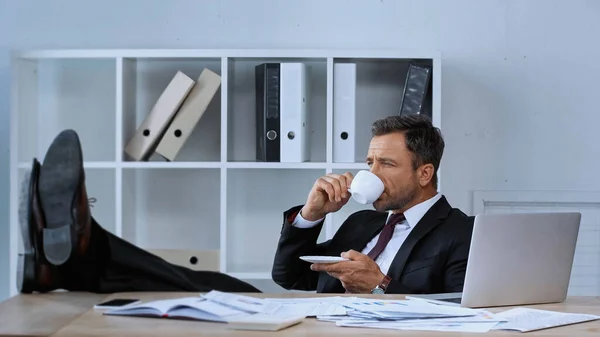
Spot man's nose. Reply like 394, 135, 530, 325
369, 164, 382, 176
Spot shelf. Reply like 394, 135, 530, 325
121, 161, 221, 169
17, 161, 117, 169
226, 57, 327, 163
9, 48, 442, 297
17, 49, 441, 60
226, 162, 328, 169
332, 57, 434, 163
121, 168, 221, 248
16, 161, 368, 170
15, 58, 117, 162
83, 169, 118, 235
120, 57, 222, 163
225, 168, 327, 274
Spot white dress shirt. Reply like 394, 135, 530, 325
293, 193, 442, 275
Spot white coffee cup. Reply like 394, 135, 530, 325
348, 170, 385, 204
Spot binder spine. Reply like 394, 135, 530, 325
124, 71, 195, 161
333, 63, 356, 163
255, 63, 281, 162
398, 62, 432, 116
155, 69, 221, 161
280, 63, 309, 163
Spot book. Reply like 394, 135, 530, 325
104, 296, 250, 322
104, 294, 307, 331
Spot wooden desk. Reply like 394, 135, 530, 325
1, 292, 599, 336
0, 291, 105, 337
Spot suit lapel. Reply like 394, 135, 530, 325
386, 196, 453, 278
319, 212, 388, 293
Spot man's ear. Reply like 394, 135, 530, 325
418, 163, 435, 187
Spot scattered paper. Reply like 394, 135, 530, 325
492, 307, 600, 332
196, 291, 599, 333
323, 302, 503, 333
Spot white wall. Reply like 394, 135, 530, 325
1, 0, 12, 302
1, 0, 600, 300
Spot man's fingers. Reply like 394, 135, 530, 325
311, 261, 346, 272
310, 263, 327, 272
341, 249, 366, 261
322, 176, 343, 202
342, 171, 354, 185
337, 175, 349, 199
311, 263, 338, 272
317, 178, 336, 203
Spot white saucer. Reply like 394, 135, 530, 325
299, 256, 349, 264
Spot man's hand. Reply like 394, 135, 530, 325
310, 250, 385, 293
301, 172, 354, 221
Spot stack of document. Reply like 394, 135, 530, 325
302, 297, 502, 333
263, 295, 600, 333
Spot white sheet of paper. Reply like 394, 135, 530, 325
492, 307, 600, 332
272, 302, 347, 317
340, 310, 502, 324
262, 296, 348, 316
337, 320, 500, 333
264, 296, 353, 303
343, 298, 481, 317
201, 291, 281, 314
317, 315, 377, 323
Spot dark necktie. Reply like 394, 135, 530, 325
367, 213, 406, 261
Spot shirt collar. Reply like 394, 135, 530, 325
388, 193, 442, 228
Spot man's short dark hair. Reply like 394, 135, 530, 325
371, 114, 444, 188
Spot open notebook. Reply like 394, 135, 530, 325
103, 295, 306, 331
104, 296, 251, 322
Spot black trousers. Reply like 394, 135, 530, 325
60, 218, 261, 293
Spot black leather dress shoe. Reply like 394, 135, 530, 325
17, 159, 61, 293
38, 129, 92, 266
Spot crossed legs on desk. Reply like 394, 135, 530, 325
17, 129, 261, 294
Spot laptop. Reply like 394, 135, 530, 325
407, 212, 581, 308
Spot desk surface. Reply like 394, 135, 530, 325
1, 292, 599, 336
0, 291, 106, 337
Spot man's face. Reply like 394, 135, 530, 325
366, 132, 420, 212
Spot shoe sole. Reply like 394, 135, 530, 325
39, 130, 83, 266
17, 162, 37, 293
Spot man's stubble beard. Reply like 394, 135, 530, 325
373, 183, 419, 213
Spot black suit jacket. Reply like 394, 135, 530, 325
271, 196, 474, 294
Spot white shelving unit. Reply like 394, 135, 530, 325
9, 49, 441, 296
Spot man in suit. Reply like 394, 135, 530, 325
18, 129, 260, 294
272, 114, 474, 294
